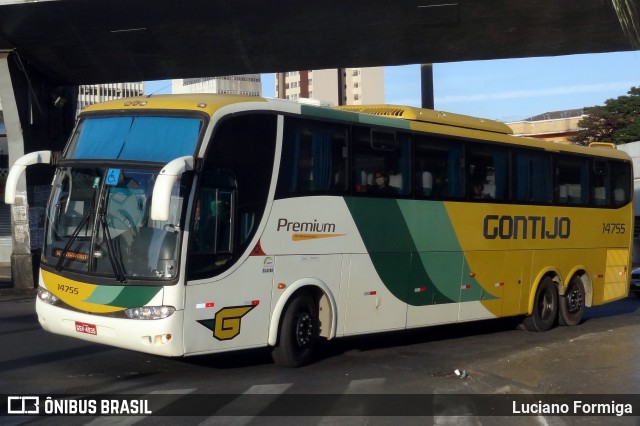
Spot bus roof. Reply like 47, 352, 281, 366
79, 94, 630, 161
335, 104, 514, 135
80, 94, 268, 117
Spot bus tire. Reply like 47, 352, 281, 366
523, 277, 558, 332
271, 292, 318, 367
558, 277, 585, 326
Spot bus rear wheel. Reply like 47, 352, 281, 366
271, 293, 318, 367
523, 277, 558, 332
558, 277, 585, 326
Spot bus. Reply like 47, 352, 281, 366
5, 94, 633, 367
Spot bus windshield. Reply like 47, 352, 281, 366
65, 116, 203, 162
44, 166, 189, 281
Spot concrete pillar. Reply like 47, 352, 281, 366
0, 52, 33, 288
421, 64, 434, 110
0, 51, 78, 288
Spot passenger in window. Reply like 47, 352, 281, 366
371, 170, 397, 195
471, 179, 491, 200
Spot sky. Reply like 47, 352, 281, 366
145, 50, 640, 123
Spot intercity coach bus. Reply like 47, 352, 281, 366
5, 94, 633, 367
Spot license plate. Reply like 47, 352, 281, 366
75, 321, 97, 335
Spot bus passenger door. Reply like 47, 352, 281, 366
183, 184, 274, 354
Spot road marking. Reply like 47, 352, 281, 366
197, 383, 292, 426
318, 377, 387, 425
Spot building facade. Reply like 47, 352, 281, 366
78, 82, 145, 113
275, 67, 384, 106
172, 75, 261, 96
506, 109, 586, 143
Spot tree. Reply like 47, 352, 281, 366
571, 87, 640, 145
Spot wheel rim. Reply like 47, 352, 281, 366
539, 289, 554, 321
295, 311, 314, 348
566, 284, 583, 314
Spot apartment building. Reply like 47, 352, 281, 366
78, 82, 145, 112
172, 75, 261, 96
275, 67, 384, 106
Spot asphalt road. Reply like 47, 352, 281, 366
1, 293, 640, 425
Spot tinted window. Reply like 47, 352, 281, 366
414, 136, 464, 199
277, 118, 348, 196
188, 114, 276, 280
555, 155, 589, 205
351, 127, 411, 197
514, 150, 552, 204
466, 144, 510, 201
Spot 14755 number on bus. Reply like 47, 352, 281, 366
602, 223, 626, 234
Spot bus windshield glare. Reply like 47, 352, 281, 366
44, 167, 189, 281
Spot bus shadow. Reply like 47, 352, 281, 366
581, 295, 640, 321
183, 347, 274, 369
182, 298, 639, 369
314, 316, 525, 363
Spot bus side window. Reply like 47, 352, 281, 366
352, 127, 411, 196
514, 150, 552, 204
592, 160, 609, 206
276, 118, 348, 197
466, 144, 510, 201
609, 160, 631, 207
555, 156, 589, 205
413, 136, 463, 199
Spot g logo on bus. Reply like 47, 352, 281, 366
197, 305, 256, 341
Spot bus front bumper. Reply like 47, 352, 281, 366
36, 298, 185, 357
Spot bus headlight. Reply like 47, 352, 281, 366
125, 306, 175, 320
37, 287, 59, 305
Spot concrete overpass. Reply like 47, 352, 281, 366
0, 0, 639, 287
0, 0, 638, 84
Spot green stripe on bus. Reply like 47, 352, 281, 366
356, 113, 411, 129
345, 198, 454, 305
345, 197, 496, 305
85, 286, 161, 308
301, 105, 361, 122
301, 105, 411, 129
83, 286, 124, 304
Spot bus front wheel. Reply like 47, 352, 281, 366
271, 293, 318, 367
558, 277, 585, 326
523, 277, 558, 332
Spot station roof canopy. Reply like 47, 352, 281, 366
0, 0, 638, 86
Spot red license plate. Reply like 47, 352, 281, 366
75, 321, 97, 335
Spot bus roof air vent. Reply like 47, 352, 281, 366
588, 142, 617, 150
334, 104, 513, 135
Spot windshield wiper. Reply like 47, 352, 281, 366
55, 197, 95, 273
98, 191, 127, 283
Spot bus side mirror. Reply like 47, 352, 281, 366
4, 150, 53, 204
150, 156, 194, 221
